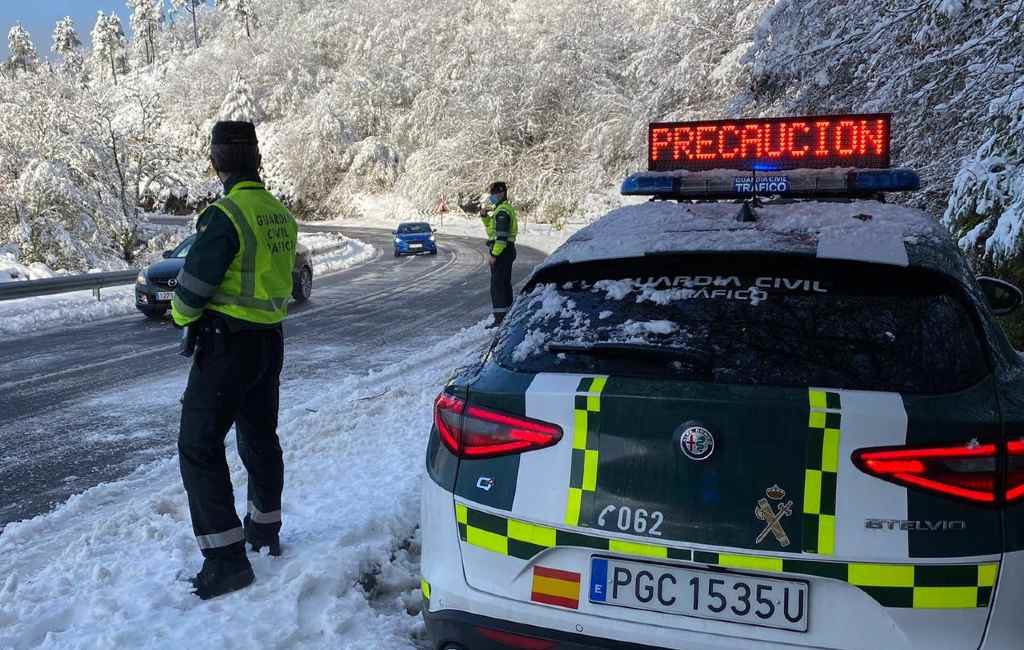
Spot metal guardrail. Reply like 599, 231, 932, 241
0, 241, 350, 303
0, 270, 140, 302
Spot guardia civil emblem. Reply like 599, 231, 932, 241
755, 484, 794, 548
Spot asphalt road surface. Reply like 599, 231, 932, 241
0, 227, 545, 530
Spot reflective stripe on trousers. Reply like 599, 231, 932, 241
248, 500, 282, 525
196, 526, 244, 550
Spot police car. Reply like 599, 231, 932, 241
419, 114, 1024, 649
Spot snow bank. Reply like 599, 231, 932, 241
0, 234, 375, 339
0, 286, 139, 338
305, 235, 377, 276
0, 322, 494, 650
0, 248, 62, 283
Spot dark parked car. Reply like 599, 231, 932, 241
135, 234, 313, 319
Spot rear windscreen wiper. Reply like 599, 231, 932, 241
547, 342, 713, 379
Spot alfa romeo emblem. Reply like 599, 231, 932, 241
678, 425, 715, 461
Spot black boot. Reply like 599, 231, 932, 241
485, 313, 505, 329
190, 556, 255, 600
244, 514, 281, 556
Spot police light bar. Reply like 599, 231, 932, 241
620, 168, 920, 200
649, 114, 891, 172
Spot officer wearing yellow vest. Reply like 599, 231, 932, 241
171, 121, 297, 599
479, 181, 518, 326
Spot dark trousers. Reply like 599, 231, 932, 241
178, 319, 285, 559
490, 243, 516, 322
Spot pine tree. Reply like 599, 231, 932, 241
217, 0, 258, 38
127, 0, 164, 66
171, 0, 202, 49
7, 24, 37, 75
52, 17, 81, 56
52, 17, 83, 76
218, 74, 261, 122
91, 12, 128, 84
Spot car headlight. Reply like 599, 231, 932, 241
394, 238, 401, 244
429, 235, 435, 242
136, 271, 147, 285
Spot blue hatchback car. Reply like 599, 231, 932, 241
393, 221, 438, 256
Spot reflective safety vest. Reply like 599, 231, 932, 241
207, 182, 298, 325
482, 201, 518, 256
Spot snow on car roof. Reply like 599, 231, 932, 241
537, 199, 959, 274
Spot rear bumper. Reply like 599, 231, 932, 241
424, 608, 664, 650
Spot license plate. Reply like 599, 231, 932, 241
589, 557, 808, 632
409, 243, 422, 249
156, 292, 174, 301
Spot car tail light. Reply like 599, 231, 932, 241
475, 627, 557, 650
854, 441, 1024, 505
1007, 440, 1024, 503
434, 392, 563, 459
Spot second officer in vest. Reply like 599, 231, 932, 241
172, 121, 298, 599
480, 181, 518, 326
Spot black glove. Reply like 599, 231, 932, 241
458, 195, 481, 215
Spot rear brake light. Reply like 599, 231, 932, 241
854, 441, 1024, 505
476, 627, 557, 650
1008, 440, 1024, 503
434, 392, 563, 459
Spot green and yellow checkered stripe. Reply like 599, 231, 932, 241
455, 502, 997, 609
565, 376, 608, 527
804, 389, 842, 556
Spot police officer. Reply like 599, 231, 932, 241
480, 181, 518, 326
171, 121, 298, 599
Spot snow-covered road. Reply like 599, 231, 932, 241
0, 324, 495, 649
0, 226, 546, 649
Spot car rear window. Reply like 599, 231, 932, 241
494, 254, 990, 394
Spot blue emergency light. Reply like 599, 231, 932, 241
620, 167, 920, 199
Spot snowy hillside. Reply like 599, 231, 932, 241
1, 0, 1021, 278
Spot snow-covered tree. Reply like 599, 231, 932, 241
7, 24, 37, 75
127, 0, 165, 66
217, 0, 258, 38
52, 17, 83, 76
171, 0, 203, 49
943, 85, 1024, 275
52, 17, 81, 57
218, 74, 262, 122
91, 12, 129, 84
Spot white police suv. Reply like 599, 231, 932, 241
419, 114, 1024, 649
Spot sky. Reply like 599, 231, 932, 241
0, 1, 210, 55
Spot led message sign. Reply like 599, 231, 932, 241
648, 114, 891, 172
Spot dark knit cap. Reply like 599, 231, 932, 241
212, 121, 258, 145
489, 181, 507, 194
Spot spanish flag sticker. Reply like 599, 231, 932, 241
530, 566, 581, 609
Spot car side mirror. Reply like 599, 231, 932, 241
392, 230, 397, 235
978, 277, 1023, 316
162, 250, 174, 258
